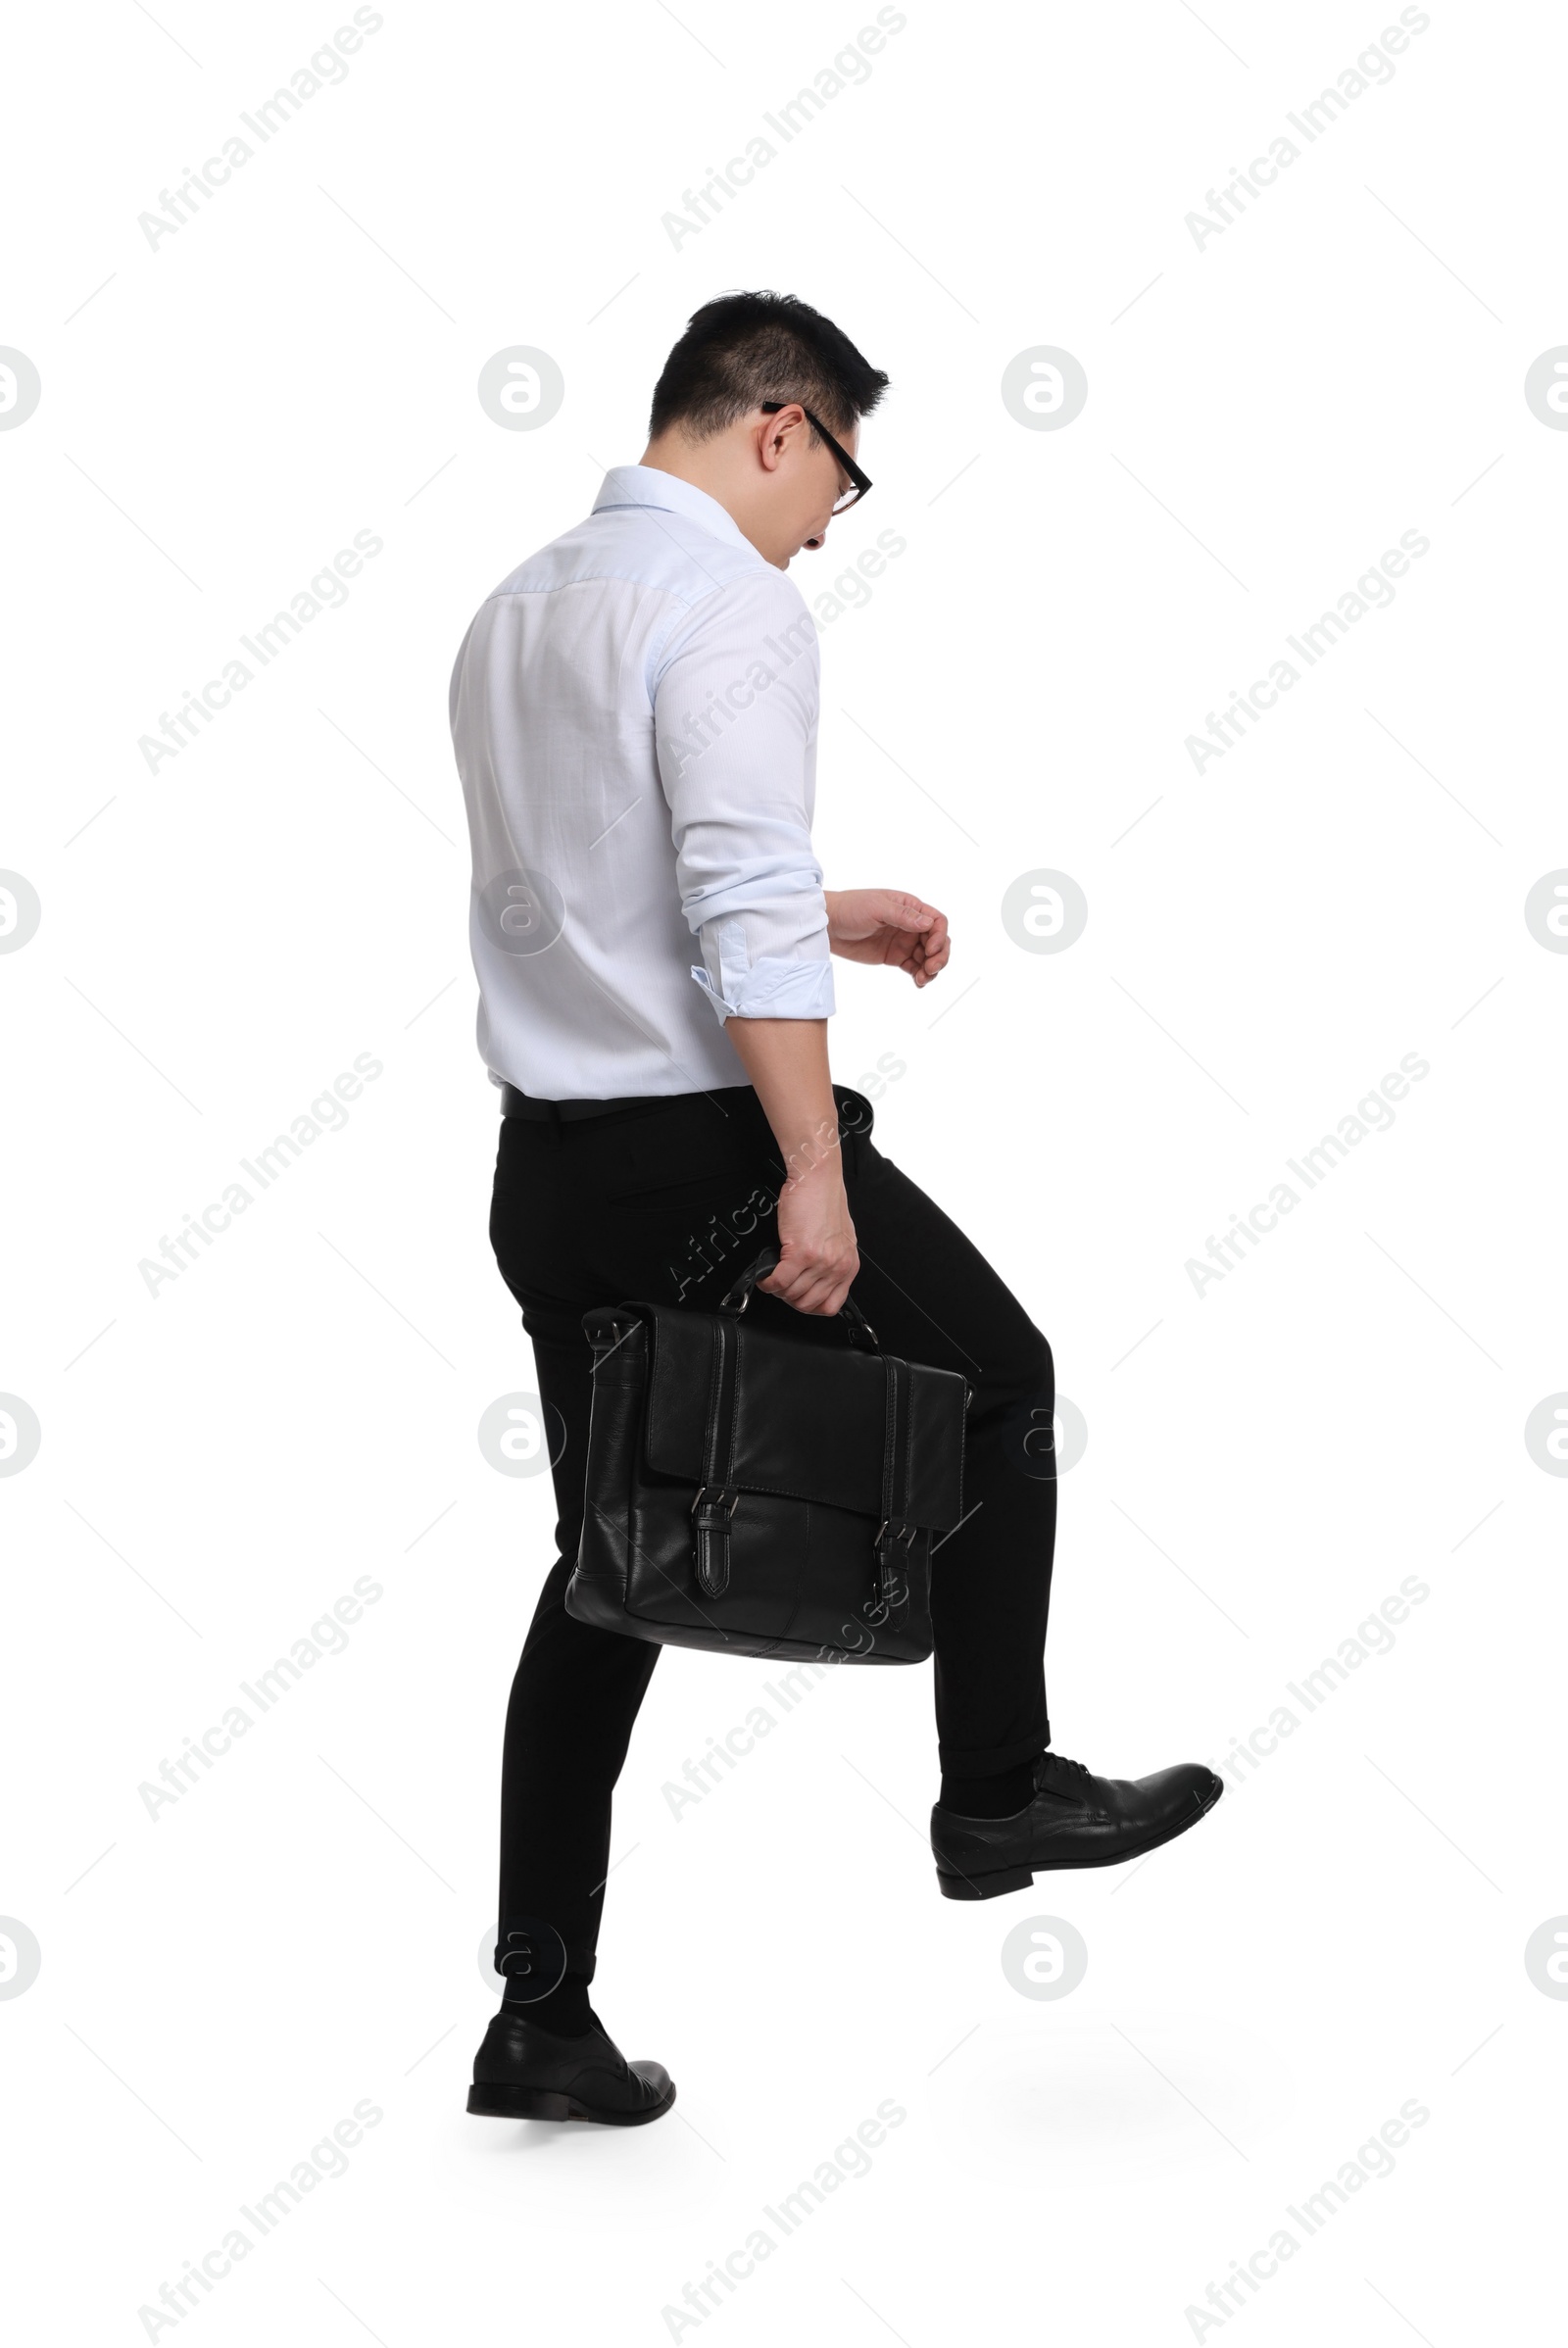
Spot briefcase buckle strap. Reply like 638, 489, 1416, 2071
692, 1313, 744, 1599
873, 1517, 916, 1612
873, 1354, 917, 1624
691, 1486, 740, 1527
874, 1518, 917, 1552
692, 1482, 737, 1600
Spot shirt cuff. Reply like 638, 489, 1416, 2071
690, 958, 837, 1024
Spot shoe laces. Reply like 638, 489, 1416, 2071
1038, 1751, 1088, 1781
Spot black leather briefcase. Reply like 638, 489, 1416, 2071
564, 1250, 970, 1664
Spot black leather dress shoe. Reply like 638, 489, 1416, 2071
930, 1751, 1223, 1899
467, 2007, 675, 2125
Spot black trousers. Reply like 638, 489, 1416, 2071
488, 1081, 1055, 1979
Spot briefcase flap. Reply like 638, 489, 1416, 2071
637, 1301, 966, 1529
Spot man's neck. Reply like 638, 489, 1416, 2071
638, 434, 732, 506
636, 435, 775, 564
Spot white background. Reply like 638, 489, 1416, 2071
4, 0, 1565, 2340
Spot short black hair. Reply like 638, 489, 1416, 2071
649, 291, 889, 444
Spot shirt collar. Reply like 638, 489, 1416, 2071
591, 464, 759, 557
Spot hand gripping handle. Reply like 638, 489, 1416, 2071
717, 1247, 880, 1349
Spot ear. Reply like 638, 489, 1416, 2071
755, 402, 807, 474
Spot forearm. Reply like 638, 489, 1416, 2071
722, 1017, 843, 1188
724, 1016, 858, 1314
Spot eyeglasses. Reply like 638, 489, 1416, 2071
760, 401, 872, 514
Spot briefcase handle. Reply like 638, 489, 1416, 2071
717, 1247, 880, 1350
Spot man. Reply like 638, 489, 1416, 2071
451, 292, 1221, 2127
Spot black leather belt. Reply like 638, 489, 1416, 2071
501, 1082, 668, 1123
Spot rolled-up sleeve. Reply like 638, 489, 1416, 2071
653, 567, 835, 1024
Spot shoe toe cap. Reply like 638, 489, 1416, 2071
1140, 1760, 1223, 1818
631, 2059, 672, 2104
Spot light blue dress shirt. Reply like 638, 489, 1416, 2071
449, 465, 835, 1100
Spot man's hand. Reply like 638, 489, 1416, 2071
769, 1154, 860, 1318
824, 889, 950, 988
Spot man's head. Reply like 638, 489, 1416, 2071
641, 291, 890, 568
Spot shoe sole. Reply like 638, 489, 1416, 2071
466, 2079, 677, 2126
935, 1780, 1224, 1901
